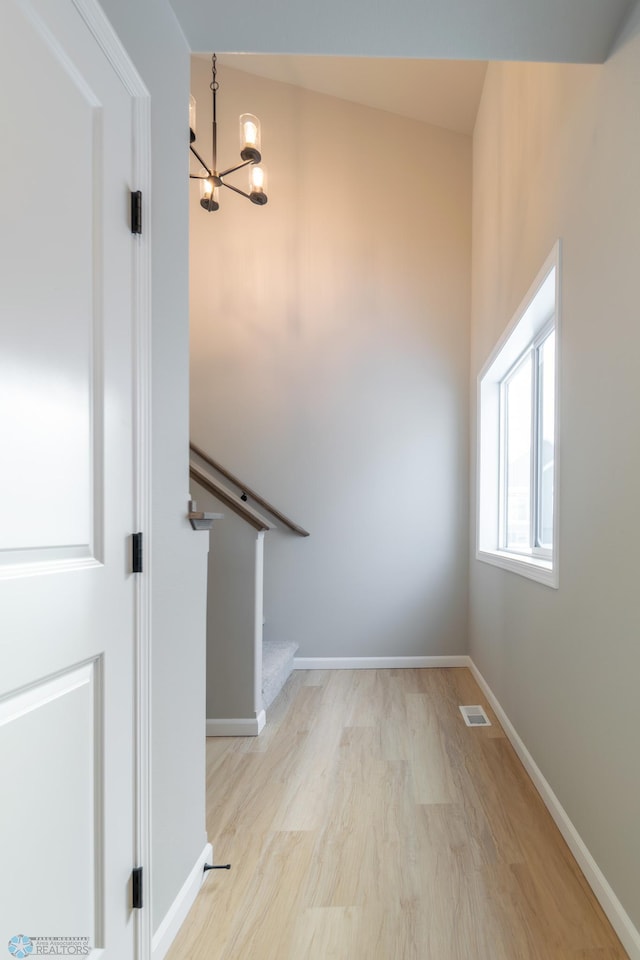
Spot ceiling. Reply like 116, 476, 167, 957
171, 0, 634, 64
216, 55, 488, 135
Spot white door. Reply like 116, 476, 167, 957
0, 0, 143, 957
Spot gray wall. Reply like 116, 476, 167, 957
191, 479, 261, 721
190, 61, 471, 661
470, 4, 640, 933
98, 0, 209, 934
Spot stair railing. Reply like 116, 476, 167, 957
189, 442, 310, 537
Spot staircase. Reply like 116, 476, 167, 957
189, 443, 309, 735
262, 640, 299, 711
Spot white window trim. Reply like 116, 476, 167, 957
476, 241, 561, 588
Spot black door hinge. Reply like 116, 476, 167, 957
132, 532, 143, 573
131, 190, 142, 235
132, 867, 143, 909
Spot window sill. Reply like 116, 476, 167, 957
476, 548, 558, 588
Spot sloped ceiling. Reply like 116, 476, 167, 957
171, 0, 634, 63
215, 55, 488, 135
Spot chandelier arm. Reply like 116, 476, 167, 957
221, 180, 252, 200
190, 143, 212, 177
218, 159, 255, 179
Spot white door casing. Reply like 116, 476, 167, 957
0, 0, 151, 957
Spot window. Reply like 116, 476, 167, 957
477, 243, 560, 587
501, 324, 555, 556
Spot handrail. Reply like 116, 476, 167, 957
189, 463, 273, 533
190, 442, 310, 537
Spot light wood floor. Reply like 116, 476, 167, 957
166, 668, 627, 959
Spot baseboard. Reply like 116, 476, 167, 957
206, 710, 266, 737
468, 659, 640, 960
293, 655, 469, 670
151, 840, 212, 960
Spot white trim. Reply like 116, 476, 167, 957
476, 548, 556, 588
476, 241, 561, 589
131, 91, 153, 960
206, 711, 266, 737
68, 4, 153, 956
254, 533, 265, 714
477, 242, 560, 384
151, 842, 212, 960
293, 656, 469, 670
468, 659, 640, 960
72, 0, 150, 97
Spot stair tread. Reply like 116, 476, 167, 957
263, 640, 299, 656
262, 640, 299, 711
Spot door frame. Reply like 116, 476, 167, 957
70, 1, 153, 956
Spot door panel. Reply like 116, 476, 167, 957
0, 0, 100, 562
0, 661, 100, 939
0, 0, 138, 957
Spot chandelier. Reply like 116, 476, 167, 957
189, 54, 268, 212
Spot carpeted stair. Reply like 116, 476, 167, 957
262, 640, 298, 712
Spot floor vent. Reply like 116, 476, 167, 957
459, 705, 491, 727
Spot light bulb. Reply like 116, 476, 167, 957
249, 166, 268, 206
199, 178, 219, 211
240, 113, 262, 163
244, 121, 257, 146
250, 166, 264, 191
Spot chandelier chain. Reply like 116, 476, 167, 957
210, 53, 219, 93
